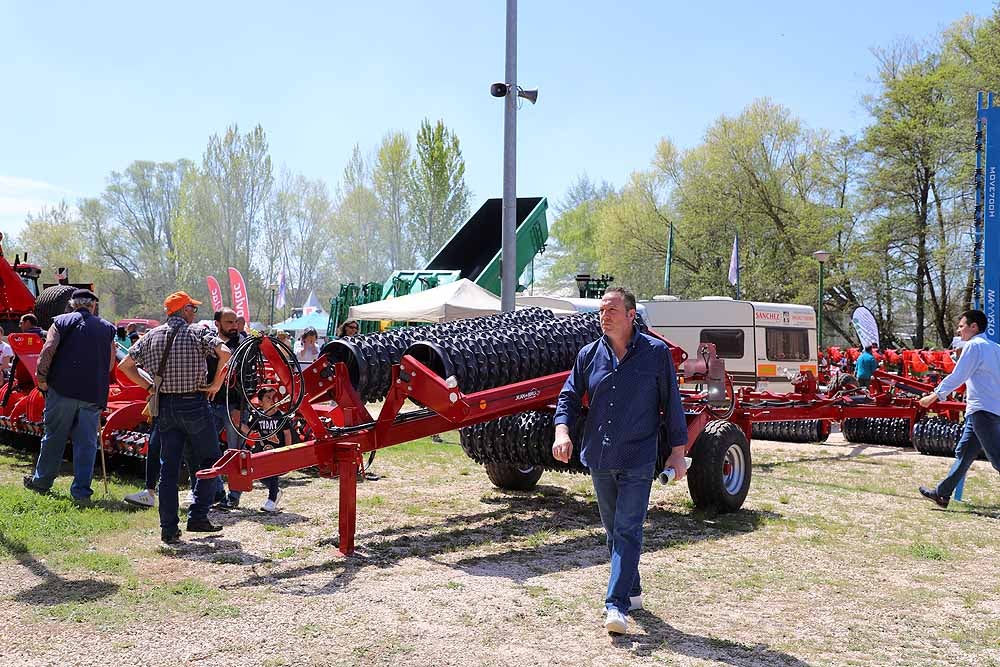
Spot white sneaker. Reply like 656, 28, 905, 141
184, 490, 195, 507
261, 490, 282, 513
629, 594, 643, 611
124, 489, 156, 508
604, 608, 627, 635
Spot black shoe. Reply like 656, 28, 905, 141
919, 486, 950, 508
22, 475, 49, 495
186, 519, 223, 533
161, 530, 182, 544
212, 500, 232, 512
72, 497, 93, 508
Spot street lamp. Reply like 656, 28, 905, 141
812, 250, 831, 350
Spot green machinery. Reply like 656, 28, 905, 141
328, 197, 549, 337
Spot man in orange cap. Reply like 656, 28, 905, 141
119, 290, 232, 544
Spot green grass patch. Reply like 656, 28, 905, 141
0, 483, 151, 558
357, 494, 386, 508
59, 551, 133, 577
906, 542, 951, 561
44, 577, 231, 627
274, 546, 297, 559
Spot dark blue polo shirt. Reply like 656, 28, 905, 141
554, 327, 687, 470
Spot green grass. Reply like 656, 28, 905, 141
905, 542, 951, 561
43, 577, 234, 627
59, 551, 134, 577
0, 483, 152, 558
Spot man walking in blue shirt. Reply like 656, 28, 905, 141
553, 287, 688, 636
918, 309, 1000, 507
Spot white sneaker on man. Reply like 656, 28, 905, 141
261, 490, 282, 513
629, 594, 643, 611
124, 489, 156, 508
184, 490, 195, 507
604, 608, 627, 635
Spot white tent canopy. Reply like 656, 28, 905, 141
348, 279, 576, 323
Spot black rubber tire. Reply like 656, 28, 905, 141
34, 284, 76, 331
484, 462, 543, 491
687, 420, 751, 513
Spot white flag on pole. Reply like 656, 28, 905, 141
728, 235, 739, 286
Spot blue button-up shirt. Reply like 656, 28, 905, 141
554, 328, 688, 470
934, 333, 1000, 417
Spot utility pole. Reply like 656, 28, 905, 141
500, 0, 517, 312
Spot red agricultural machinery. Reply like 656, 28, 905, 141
199, 309, 752, 555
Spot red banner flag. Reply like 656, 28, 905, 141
206, 275, 225, 313
228, 267, 250, 320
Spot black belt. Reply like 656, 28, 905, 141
160, 392, 202, 399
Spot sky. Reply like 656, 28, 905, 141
0, 1, 996, 237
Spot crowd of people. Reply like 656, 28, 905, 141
18, 288, 352, 543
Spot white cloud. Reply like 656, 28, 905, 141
0, 175, 77, 236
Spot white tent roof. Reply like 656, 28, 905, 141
348, 279, 575, 323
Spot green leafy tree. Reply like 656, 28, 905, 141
407, 119, 471, 263
373, 131, 416, 269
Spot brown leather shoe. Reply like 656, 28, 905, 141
919, 486, 950, 508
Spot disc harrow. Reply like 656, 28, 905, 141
750, 420, 829, 443
841, 417, 912, 446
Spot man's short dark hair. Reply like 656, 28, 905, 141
603, 286, 636, 312
960, 309, 988, 333
20, 313, 37, 325
866, 344, 877, 353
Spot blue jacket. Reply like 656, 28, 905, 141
554, 328, 687, 470
46, 309, 116, 407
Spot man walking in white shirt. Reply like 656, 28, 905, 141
918, 309, 1000, 507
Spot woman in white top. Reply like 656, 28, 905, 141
295, 326, 321, 363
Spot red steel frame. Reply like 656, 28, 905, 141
731, 368, 966, 435
198, 337, 715, 556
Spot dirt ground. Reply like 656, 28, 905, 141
3, 432, 1000, 667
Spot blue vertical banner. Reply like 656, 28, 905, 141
979, 92, 1000, 342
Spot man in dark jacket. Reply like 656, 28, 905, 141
553, 287, 687, 636
24, 289, 116, 502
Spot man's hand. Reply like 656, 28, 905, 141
665, 447, 687, 482
200, 381, 223, 402
918, 393, 939, 409
552, 424, 573, 463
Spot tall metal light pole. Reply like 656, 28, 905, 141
492, 0, 537, 311
500, 0, 518, 312
812, 250, 831, 350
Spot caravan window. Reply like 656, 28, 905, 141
699, 329, 744, 359
765, 328, 810, 361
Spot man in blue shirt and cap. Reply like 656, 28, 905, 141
24, 288, 117, 503
553, 286, 688, 636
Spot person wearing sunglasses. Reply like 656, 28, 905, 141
337, 320, 360, 338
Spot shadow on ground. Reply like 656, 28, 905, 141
0, 529, 119, 606
219, 484, 777, 595
627, 609, 812, 667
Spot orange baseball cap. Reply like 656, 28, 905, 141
164, 291, 202, 313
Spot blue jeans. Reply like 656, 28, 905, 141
144, 425, 196, 491
31, 387, 101, 500
936, 411, 1000, 498
156, 395, 223, 534
591, 463, 655, 614
210, 402, 245, 502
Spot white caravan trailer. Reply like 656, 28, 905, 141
639, 297, 818, 393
